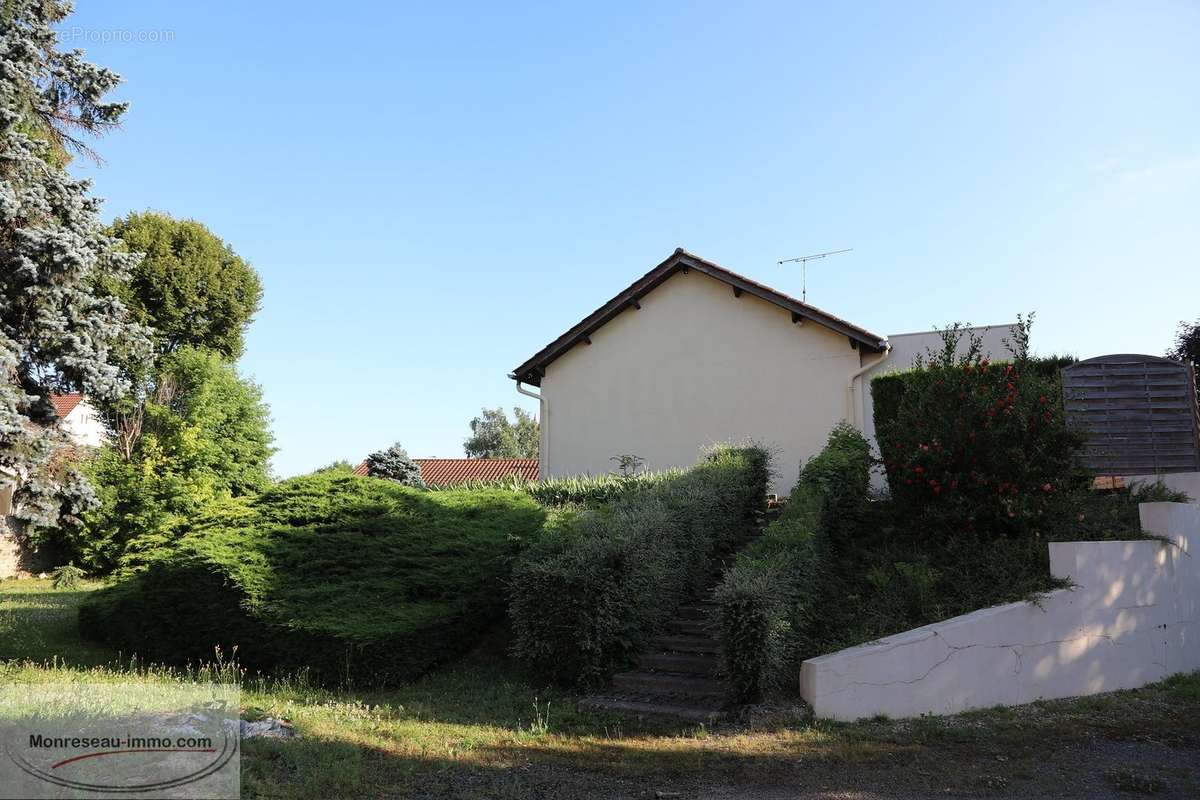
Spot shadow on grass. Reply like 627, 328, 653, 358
0, 580, 115, 666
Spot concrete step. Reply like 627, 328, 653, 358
639, 651, 719, 675
651, 634, 720, 654
665, 617, 713, 636
579, 695, 728, 724
612, 671, 728, 699
674, 604, 712, 620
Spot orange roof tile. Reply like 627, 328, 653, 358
353, 458, 539, 486
50, 394, 84, 418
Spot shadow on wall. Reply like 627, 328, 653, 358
0, 514, 62, 580
800, 500, 1200, 721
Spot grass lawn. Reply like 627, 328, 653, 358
2, 578, 1199, 799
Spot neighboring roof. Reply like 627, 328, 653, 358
50, 394, 84, 418
354, 458, 539, 486
509, 248, 888, 386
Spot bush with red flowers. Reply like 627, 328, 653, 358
874, 317, 1084, 541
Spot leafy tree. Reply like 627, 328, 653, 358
366, 443, 425, 487
1170, 319, 1200, 405
463, 407, 539, 459
63, 348, 273, 571
1168, 319, 1199, 365
105, 211, 263, 361
0, 0, 150, 530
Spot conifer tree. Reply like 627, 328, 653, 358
365, 443, 426, 488
1, 0, 150, 528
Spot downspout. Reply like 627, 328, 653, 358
846, 343, 891, 430
515, 380, 546, 475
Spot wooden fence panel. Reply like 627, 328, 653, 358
1062, 354, 1200, 474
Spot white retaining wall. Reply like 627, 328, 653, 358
799, 501, 1200, 721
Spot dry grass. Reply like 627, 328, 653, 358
3, 577, 1199, 798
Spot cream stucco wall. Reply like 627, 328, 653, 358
539, 270, 868, 496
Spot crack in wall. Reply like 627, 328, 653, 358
820, 630, 1122, 696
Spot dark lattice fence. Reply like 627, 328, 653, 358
1062, 354, 1200, 475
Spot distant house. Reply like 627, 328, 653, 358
354, 458, 539, 486
49, 394, 106, 448
509, 248, 1016, 495
1, 394, 106, 578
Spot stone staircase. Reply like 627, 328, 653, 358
579, 591, 731, 724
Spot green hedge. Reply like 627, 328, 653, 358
715, 424, 871, 702
870, 354, 1077, 441
427, 469, 685, 508
508, 445, 769, 687
79, 469, 545, 685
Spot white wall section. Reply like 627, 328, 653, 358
799, 501, 1200, 721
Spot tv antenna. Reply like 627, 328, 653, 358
777, 248, 853, 303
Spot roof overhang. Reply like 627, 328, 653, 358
509, 248, 888, 387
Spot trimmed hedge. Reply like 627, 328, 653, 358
870, 354, 1077, 445
715, 424, 871, 701
508, 445, 769, 687
79, 469, 545, 685
428, 469, 685, 508
873, 341, 1082, 538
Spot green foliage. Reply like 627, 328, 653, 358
1169, 319, 1200, 405
1168, 318, 1199, 365
51, 563, 86, 590
716, 424, 870, 701
79, 470, 546, 685
426, 468, 687, 508
610, 454, 646, 477
105, 211, 263, 361
365, 442, 425, 488
508, 444, 769, 687
871, 353, 1077, 443
873, 318, 1083, 539
58, 348, 273, 572
463, 407, 539, 459
0, 0, 151, 530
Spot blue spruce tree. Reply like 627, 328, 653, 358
1, 1, 151, 528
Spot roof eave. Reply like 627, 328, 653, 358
509, 249, 886, 385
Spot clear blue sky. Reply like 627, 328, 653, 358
65, 1, 1199, 477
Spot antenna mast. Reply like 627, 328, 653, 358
777, 248, 853, 303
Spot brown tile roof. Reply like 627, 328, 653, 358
509, 248, 888, 387
353, 458, 539, 486
50, 394, 84, 418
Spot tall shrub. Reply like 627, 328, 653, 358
716, 424, 871, 701
874, 318, 1082, 540
508, 445, 769, 687
62, 348, 273, 572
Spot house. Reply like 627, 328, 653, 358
1, 394, 107, 578
49, 394, 106, 448
354, 458, 539, 486
1, 394, 106, 516
509, 248, 1016, 495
